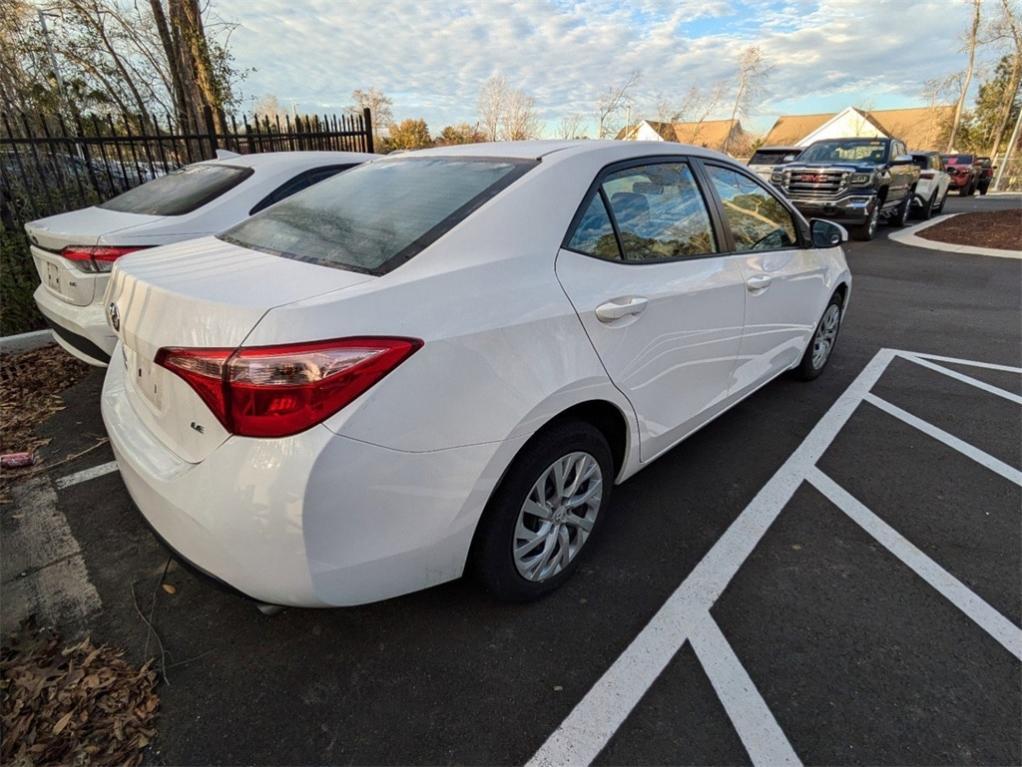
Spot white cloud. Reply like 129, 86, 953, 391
213, 0, 1002, 135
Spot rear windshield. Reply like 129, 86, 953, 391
219, 157, 535, 275
749, 149, 798, 165
99, 163, 253, 215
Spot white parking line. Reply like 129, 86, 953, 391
55, 460, 120, 490
529, 348, 1021, 767
808, 468, 1022, 661
903, 355, 1022, 405
688, 615, 801, 766
863, 393, 1022, 486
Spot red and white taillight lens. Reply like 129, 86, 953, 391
155, 338, 422, 438
61, 245, 147, 273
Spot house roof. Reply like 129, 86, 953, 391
616, 119, 751, 152
867, 106, 955, 151
761, 106, 954, 151
760, 112, 835, 146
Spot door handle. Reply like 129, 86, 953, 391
595, 296, 648, 322
746, 274, 773, 292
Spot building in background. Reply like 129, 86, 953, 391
760, 105, 955, 151
616, 118, 753, 155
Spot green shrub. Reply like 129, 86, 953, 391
1, 229, 45, 336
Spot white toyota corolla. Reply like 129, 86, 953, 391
26, 150, 375, 366
102, 140, 851, 609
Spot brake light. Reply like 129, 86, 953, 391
920, 171, 934, 179
61, 245, 146, 273
155, 337, 422, 438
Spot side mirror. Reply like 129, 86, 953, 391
810, 218, 848, 248
892, 154, 914, 165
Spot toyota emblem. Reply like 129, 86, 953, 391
107, 302, 120, 331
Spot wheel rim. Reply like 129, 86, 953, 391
513, 452, 603, 582
867, 206, 878, 237
811, 304, 841, 369
901, 197, 911, 224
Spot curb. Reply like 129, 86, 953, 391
0, 328, 54, 354
888, 214, 1022, 259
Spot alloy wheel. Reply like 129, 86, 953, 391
513, 452, 603, 582
812, 304, 841, 369
867, 206, 879, 238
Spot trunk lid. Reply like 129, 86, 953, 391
106, 236, 374, 463
26, 207, 165, 306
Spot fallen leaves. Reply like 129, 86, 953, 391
1, 622, 160, 767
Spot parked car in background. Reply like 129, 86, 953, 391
975, 156, 994, 195
26, 150, 375, 366
747, 145, 801, 182
942, 153, 980, 195
102, 140, 851, 609
771, 137, 919, 241
910, 151, 951, 219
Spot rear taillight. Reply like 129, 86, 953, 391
920, 171, 934, 179
61, 245, 146, 273
155, 337, 422, 438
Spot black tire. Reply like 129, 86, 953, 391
851, 202, 879, 241
471, 420, 614, 602
794, 293, 843, 381
917, 190, 936, 220
979, 182, 989, 196
935, 187, 949, 212
889, 190, 913, 227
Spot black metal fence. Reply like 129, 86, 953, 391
0, 105, 373, 228
0, 104, 372, 336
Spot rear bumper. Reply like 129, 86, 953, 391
786, 195, 875, 225
101, 347, 519, 607
34, 285, 113, 366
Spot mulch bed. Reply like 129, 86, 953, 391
1, 624, 159, 767
0, 344, 95, 502
918, 209, 1022, 250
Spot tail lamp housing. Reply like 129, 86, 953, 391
61, 245, 147, 273
155, 337, 422, 438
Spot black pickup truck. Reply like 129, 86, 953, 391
770, 137, 920, 241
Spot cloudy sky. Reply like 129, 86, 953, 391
214, 0, 1003, 135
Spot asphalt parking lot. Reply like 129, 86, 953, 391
3, 194, 1020, 766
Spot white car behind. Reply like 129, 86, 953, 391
102, 140, 851, 609
26, 150, 375, 366
910, 151, 951, 219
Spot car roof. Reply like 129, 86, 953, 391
387, 139, 734, 164
755, 145, 802, 151
198, 150, 376, 170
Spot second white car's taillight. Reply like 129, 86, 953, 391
155, 338, 422, 438
61, 245, 147, 273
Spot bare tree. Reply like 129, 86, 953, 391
503, 88, 540, 139
557, 112, 587, 139
948, 0, 983, 150
477, 74, 507, 141
722, 46, 767, 154
985, 0, 1022, 156
596, 70, 640, 139
349, 86, 393, 142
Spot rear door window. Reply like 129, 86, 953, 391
220, 157, 535, 275
99, 163, 253, 215
601, 162, 717, 262
566, 194, 621, 260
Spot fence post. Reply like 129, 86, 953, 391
203, 105, 218, 157
363, 107, 374, 153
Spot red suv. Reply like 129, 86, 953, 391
941, 154, 980, 195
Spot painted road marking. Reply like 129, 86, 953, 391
55, 460, 119, 490
808, 467, 1022, 660
903, 354, 1022, 405
863, 393, 1022, 486
689, 615, 800, 766
528, 348, 1021, 767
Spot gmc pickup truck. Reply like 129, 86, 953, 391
771, 137, 920, 240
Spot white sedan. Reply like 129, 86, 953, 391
26, 150, 376, 366
101, 140, 851, 609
